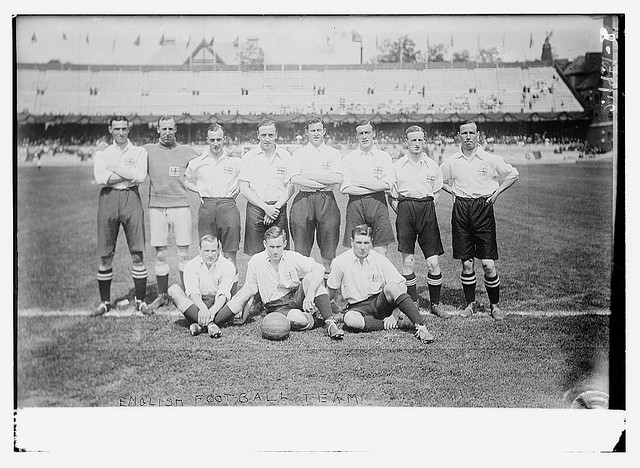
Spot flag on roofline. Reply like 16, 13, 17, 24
233, 36, 239, 48
186, 35, 191, 48
85, 33, 90, 44
134, 34, 140, 46
352, 31, 362, 43
159, 34, 165, 46
529, 33, 533, 48
31, 32, 37, 43
62, 32, 67, 41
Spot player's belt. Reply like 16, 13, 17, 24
398, 195, 434, 202
299, 189, 332, 193
202, 197, 235, 201
102, 186, 138, 192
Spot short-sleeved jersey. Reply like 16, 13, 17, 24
288, 142, 343, 191
340, 146, 394, 194
239, 146, 292, 202
391, 153, 443, 199
185, 149, 245, 198
244, 250, 319, 304
440, 146, 519, 198
327, 249, 405, 304
93, 140, 148, 189
183, 254, 236, 299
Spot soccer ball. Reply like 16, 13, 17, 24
261, 313, 291, 341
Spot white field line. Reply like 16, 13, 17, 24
17, 308, 611, 318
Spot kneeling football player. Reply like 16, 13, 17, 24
214, 226, 344, 340
168, 235, 237, 338
327, 224, 435, 343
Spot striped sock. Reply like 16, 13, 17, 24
484, 275, 500, 305
131, 265, 148, 302
427, 273, 443, 304
97, 268, 113, 303
460, 271, 477, 304
403, 273, 418, 302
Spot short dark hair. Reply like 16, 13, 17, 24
206, 123, 225, 136
351, 224, 373, 240
355, 119, 375, 133
157, 115, 175, 126
305, 115, 324, 129
257, 119, 277, 133
199, 234, 220, 248
459, 120, 477, 132
264, 225, 287, 243
404, 125, 425, 138
109, 115, 129, 126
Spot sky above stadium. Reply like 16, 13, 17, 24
15, 14, 606, 66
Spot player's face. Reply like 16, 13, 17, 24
207, 129, 225, 156
306, 122, 326, 148
356, 124, 375, 152
158, 118, 177, 146
264, 235, 285, 263
200, 240, 220, 266
257, 124, 277, 152
109, 120, 130, 146
405, 130, 425, 156
351, 234, 372, 259
459, 123, 478, 152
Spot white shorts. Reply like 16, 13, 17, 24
149, 207, 192, 247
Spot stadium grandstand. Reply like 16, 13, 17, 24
16, 22, 616, 159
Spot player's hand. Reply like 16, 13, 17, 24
263, 205, 280, 220
383, 315, 398, 330
263, 214, 275, 225
486, 191, 499, 205
198, 310, 211, 327
302, 295, 317, 313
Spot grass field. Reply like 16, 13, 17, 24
16, 158, 614, 408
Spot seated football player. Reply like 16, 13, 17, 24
214, 226, 344, 340
167, 235, 237, 338
327, 224, 435, 343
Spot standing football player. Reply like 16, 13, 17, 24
185, 123, 243, 293
239, 119, 295, 255
145, 115, 199, 311
288, 115, 343, 282
389, 125, 448, 318
440, 120, 519, 320
340, 119, 395, 256
92, 115, 150, 315
167, 235, 237, 338
213, 226, 344, 340
327, 224, 435, 343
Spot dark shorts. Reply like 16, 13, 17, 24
290, 191, 341, 260
198, 198, 241, 253
97, 187, 145, 258
396, 197, 444, 258
244, 201, 290, 256
346, 292, 395, 320
263, 286, 305, 316
343, 192, 395, 248
451, 197, 498, 260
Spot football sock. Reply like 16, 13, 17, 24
460, 271, 477, 304
97, 268, 113, 303
403, 273, 418, 302
314, 294, 334, 320
395, 292, 424, 325
484, 275, 500, 305
362, 316, 385, 331
156, 275, 169, 296
132, 265, 148, 302
183, 304, 199, 324
427, 273, 443, 304
213, 305, 235, 325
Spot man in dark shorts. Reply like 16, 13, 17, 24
213, 226, 344, 340
239, 119, 295, 255
185, 123, 243, 293
440, 120, 519, 320
327, 225, 435, 343
167, 235, 236, 338
340, 120, 395, 256
288, 115, 343, 282
390, 125, 448, 318
92, 115, 150, 316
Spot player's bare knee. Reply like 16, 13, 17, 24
100, 256, 114, 270
131, 252, 144, 266
402, 254, 415, 273
481, 259, 496, 276
177, 246, 190, 270
155, 246, 169, 263
344, 311, 365, 330
383, 282, 404, 302
461, 258, 474, 274
426, 256, 440, 275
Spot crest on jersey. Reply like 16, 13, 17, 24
224, 166, 234, 176
169, 166, 181, 177
477, 164, 490, 178
321, 161, 332, 171
276, 166, 287, 177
